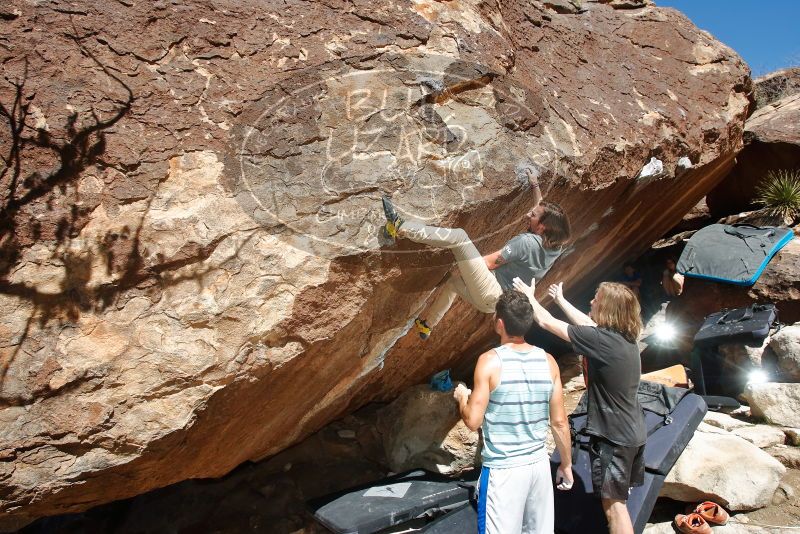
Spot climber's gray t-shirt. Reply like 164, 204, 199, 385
493, 233, 562, 290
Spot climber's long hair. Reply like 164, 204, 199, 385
539, 201, 571, 248
591, 282, 642, 343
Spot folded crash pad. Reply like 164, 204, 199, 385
677, 224, 793, 285
567, 392, 706, 475
420, 502, 476, 533
550, 458, 665, 534
551, 389, 706, 534
307, 469, 477, 534
693, 303, 778, 348
421, 469, 666, 534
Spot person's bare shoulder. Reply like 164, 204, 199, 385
476, 349, 500, 372
545, 352, 560, 377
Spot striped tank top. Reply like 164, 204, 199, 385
481, 344, 553, 468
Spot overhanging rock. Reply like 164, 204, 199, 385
0, 0, 749, 528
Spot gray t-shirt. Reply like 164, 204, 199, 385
493, 233, 562, 290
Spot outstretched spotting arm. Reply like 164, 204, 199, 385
526, 166, 543, 207
547, 282, 595, 327
512, 277, 594, 342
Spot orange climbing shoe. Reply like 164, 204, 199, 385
674, 513, 712, 534
694, 501, 729, 525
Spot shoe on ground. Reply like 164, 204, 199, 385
381, 196, 403, 241
694, 501, 729, 525
674, 513, 711, 534
415, 318, 431, 340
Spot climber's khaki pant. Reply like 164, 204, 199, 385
399, 220, 503, 327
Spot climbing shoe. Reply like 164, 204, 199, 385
382, 195, 403, 241
415, 318, 431, 340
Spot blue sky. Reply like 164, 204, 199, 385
656, 0, 800, 77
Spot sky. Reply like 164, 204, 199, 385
655, 0, 800, 77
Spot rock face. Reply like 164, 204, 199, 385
661, 430, 786, 511
742, 383, 800, 427
376, 384, 478, 475
706, 92, 800, 219
0, 0, 750, 527
753, 67, 800, 109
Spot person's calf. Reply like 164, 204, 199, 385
601, 498, 634, 534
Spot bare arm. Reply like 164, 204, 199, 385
547, 353, 573, 490
512, 277, 571, 341
548, 282, 596, 327
454, 351, 497, 431
524, 167, 543, 207
483, 249, 506, 271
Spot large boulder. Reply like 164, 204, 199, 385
741, 383, 800, 427
0, 0, 750, 527
661, 430, 786, 511
706, 92, 800, 219
375, 385, 478, 475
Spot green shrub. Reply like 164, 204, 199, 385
755, 169, 800, 222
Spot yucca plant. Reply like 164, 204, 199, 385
755, 169, 800, 223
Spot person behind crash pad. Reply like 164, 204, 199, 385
380, 167, 571, 341
453, 290, 573, 534
513, 277, 645, 534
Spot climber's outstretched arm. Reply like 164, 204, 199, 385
523, 167, 543, 207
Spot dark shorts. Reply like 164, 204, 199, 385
589, 435, 645, 501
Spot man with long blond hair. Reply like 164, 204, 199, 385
512, 278, 645, 534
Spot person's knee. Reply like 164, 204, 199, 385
449, 228, 469, 243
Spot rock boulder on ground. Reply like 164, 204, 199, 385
742, 383, 800, 427
731, 425, 787, 449
703, 411, 752, 432
661, 430, 786, 511
375, 384, 478, 475
770, 323, 800, 381
0, 0, 750, 527
765, 445, 800, 470
719, 338, 770, 369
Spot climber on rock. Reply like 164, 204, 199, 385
381, 167, 571, 340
